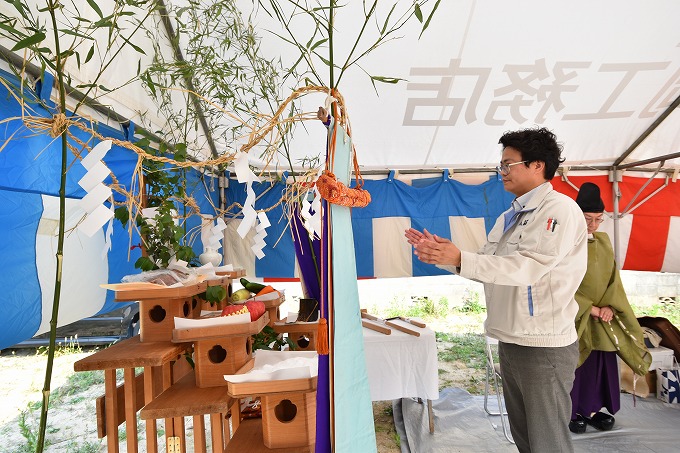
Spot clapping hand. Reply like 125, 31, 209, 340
404, 228, 462, 266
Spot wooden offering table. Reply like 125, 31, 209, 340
262, 295, 285, 326
224, 419, 313, 453
215, 268, 246, 279
140, 371, 240, 452
78, 278, 214, 452
226, 371, 317, 451
111, 280, 211, 342
172, 312, 269, 388
73, 336, 192, 453
272, 321, 318, 351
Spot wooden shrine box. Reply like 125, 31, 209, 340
173, 312, 269, 388
227, 374, 317, 449
261, 293, 285, 326
112, 281, 208, 343
272, 321, 318, 352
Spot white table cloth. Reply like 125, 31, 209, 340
362, 318, 439, 401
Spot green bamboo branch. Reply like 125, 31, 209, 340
36, 0, 69, 450
73, 5, 157, 115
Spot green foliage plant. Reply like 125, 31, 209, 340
455, 289, 485, 314
252, 325, 296, 351
631, 300, 680, 327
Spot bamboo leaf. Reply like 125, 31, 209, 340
86, 0, 104, 19
420, 0, 442, 38
58, 28, 94, 40
11, 31, 45, 51
122, 36, 145, 55
371, 75, 404, 84
381, 4, 397, 34
309, 38, 328, 51
0, 22, 23, 37
414, 4, 423, 23
84, 44, 95, 64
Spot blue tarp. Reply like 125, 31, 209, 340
0, 69, 219, 348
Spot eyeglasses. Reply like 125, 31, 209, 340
495, 161, 527, 175
584, 216, 604, 224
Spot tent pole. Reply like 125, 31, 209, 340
156, 0, 219, 160
611, 169, 622, 267
617, 151, 680, 170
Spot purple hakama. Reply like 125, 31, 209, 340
570, 350, 620, 420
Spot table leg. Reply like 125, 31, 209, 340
174, 416, 186, 452
144, 366, 158, 453
427, 399, 435, 434
229, 399, 240, 434
123, 368, 139, 452
221, 413, 231, 449
161, 362, 174, 445
172, 355, 188, 453
210, 413, 225, 452
104, 369, 119, 453
193, 415, 206, 453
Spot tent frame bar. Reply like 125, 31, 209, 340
0, 44, 216, 169
616, 151, 680, 170
613, 94, 680, 167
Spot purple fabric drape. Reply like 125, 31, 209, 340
291, 207, 330, 452
570, 350, 620, 420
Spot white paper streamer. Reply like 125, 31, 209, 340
77, 141, 114, 238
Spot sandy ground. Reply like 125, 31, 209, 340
0, 348, 107, 452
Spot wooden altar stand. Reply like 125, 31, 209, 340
75, 278, 230, 452
140, 371, 240, 452
73, 336, 192, 453
272, 321, 318, 351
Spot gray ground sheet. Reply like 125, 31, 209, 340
393, 387, 680, 453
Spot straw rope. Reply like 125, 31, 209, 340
3, 84, 349, 242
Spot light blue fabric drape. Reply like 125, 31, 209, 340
328, 123, 377, 452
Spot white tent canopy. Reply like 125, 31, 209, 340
1, 0, 679, 345
2, 0, 679, 173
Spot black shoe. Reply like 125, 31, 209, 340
585, 412, 615, 431
569, 414, 587, 434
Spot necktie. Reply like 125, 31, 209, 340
503, 205, 521, 233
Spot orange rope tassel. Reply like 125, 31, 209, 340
317, 317, 329, 355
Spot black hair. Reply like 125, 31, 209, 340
498, 127, 565, 180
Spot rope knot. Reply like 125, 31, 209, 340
50, 113, 68, 138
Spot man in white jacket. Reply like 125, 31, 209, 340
406, 127, 587, 453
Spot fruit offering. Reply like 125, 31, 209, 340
220, 300, 265, 322
231, 288, 252, 303
245, 300, 266, 322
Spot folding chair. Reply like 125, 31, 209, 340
483, 336, 514, 444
